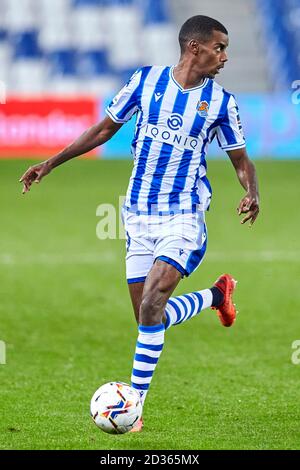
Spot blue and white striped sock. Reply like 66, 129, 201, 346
165, 289, 213, 329
131, 323, 165, 406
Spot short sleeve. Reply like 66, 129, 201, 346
215, 95, 246, 151
105, 69, 142, 124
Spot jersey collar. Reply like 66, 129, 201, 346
169, 65, 209, 93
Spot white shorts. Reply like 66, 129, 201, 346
123, 209, 207, 284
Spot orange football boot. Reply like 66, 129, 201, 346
212, 274, 238, 327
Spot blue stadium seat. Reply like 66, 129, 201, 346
48, 49, 77, 76
0, 29, 7, 41
2, 0, 173, 93
77, 49, 110, 76
285, 0, 300, 9
142, 0, 169, 24
260, 0, 300, 86
11, 30, 41, 59
72, 0, 107, 6
108, 0, 135, 4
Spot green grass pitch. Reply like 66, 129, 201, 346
0, 158, 299, 450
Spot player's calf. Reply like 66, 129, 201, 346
139, 260, 182, 326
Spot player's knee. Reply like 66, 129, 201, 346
139, 293, 164, 325
154, 260, 181, 292
156, 278, 174, 295
139, 261, 180, 324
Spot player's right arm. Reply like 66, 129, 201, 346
20, 68, 143, 194
19, 116, 122, 194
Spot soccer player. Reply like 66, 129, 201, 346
20, 16, 259, 432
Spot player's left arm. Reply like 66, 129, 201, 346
227, 147, 260, 226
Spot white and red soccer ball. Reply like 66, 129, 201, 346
90, 382, 142, 434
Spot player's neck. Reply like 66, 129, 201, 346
173, 62, 206, 90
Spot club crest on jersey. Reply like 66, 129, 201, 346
197, 100, 209, 117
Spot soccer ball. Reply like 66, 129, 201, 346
90, 382, 142, 434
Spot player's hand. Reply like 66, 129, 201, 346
19, 161, 52, 194
237, 193, 259, 226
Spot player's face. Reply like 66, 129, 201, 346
195, 30, 229, 79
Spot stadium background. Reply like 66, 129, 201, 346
1, 0, 300, 451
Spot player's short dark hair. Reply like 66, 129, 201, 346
179, 15, 228, 54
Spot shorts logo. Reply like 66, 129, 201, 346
197, 100, 209, 117
167, 113, 183, 131
179, 248, 184, 256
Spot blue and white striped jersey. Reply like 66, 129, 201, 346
106, 65, 246, 214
